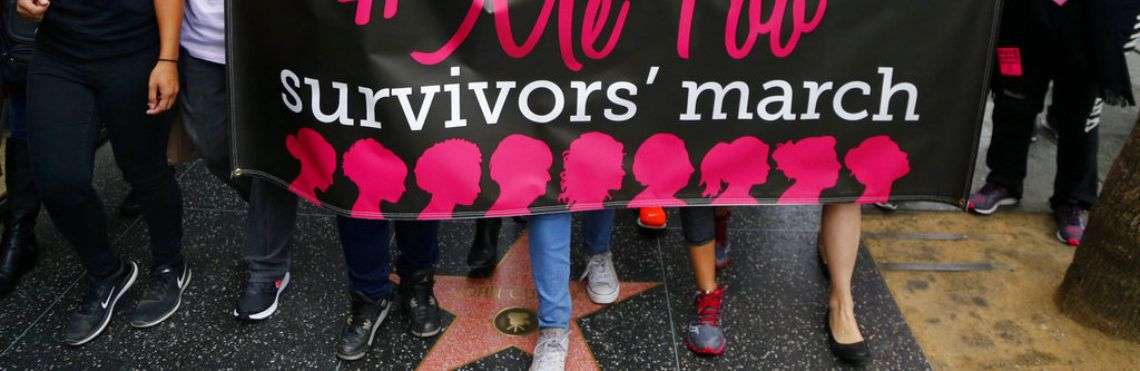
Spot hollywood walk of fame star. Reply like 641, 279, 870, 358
415, 233, 659, 370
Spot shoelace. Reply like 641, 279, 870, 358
695, 292, 723, 326
581, 253, 615, 283
534, 333, 567, 361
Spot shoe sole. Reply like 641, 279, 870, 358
587, 286, 620, 305
130, 267, 193, 329
411, 325, 442, 338
66, 261, 139, 346
636, 219, 667, 230
968, 198, 1019, 215
1056, 231, 1080, 247
234, 272, 290, 321
684, 339, 727, 357
337, 300, 392, 361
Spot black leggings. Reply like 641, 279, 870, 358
27, 49, 184, 278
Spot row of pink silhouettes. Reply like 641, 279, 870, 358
285, 128, 911, 220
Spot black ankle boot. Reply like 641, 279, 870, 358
0, 138, 41, 298
467, 218, 502, 278
398, 269, 441, 338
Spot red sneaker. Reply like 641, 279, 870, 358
638, 207, 667, 230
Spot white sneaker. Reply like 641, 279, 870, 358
580, 251, 620, 304
530, 328, 569, 371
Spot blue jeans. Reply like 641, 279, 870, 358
528, 210, 615, 329
336, 216, 440, 301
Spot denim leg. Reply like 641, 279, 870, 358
393, 221, 441, 278
337, 217, 393, 301
581, 209, 615, 255
528, 213, 572, 329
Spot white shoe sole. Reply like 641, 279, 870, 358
66, 261, 139, 346
587, 287, 620, 305
234, 272, 290, 321
969, 198, 1018, 215
131, 267, 192, 329
1056, 231, 1079, 246
337, 300, 392, 361
637, 220, 667, 230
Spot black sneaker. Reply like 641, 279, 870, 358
233, 272, 290, 321
336, 291, 392, 361
128, 262, 192, 328
967, 182, 1019, 215
398, 269, 441, 337
63, 260, 139, 346
1053, 203, 1087, 247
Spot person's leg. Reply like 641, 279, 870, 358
233, 178, 299, 319
27, 52, 117, 279
29, 51, 139, 346
821, 204, 863, 342
580, 209, 619, 304
528, 213, 572, 329
243, 179, 299, 283
335, 216, 394, 361
178, 52, 251, 197
974, 4, 1050, 214
1, 92, 43, 297
820, 203, 871, 364
527, 212, 572, 370
1042, 68, 1099, 246
680, 208, 717, 293
338, 217, 394, 300
1047, 79, 1099, 209
714, 207, 732, 269
581, 209, 615, 255
679, 207, 725, 356
394, 220, 443, 337
467, 218, 502, 278
94, 51, 184, 269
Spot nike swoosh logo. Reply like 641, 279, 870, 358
101, 288, 115, 309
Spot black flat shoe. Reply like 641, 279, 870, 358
825, 311, 872, 367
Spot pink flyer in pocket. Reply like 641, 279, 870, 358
997, 47, 1023, 77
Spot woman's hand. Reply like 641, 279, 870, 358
147, 61, 179, 115
16, 0, 50, 21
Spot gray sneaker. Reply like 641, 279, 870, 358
580, 251, 619, 304
530, 328, 569, 371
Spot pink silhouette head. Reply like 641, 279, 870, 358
486, 135, 554, 217
342, 139, 408, 219
285, 128, 337, 206
699, 136, 770, 205
844, 135, 911, 204
772, 136, 841, 205
631, 133, 693, 207
415, 139, 483, 220
559, 132, 626, 211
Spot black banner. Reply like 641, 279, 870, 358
229, 0, 999, 220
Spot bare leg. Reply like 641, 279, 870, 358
821, 203, 864, 344
689, 242, 718, 292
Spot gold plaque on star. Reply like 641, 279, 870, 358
494, 307, 538, 336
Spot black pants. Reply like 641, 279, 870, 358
986, 1, 1099, 209
27, 50, 184, 278
337, 217, 440, 301
180, 53, 297, 283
